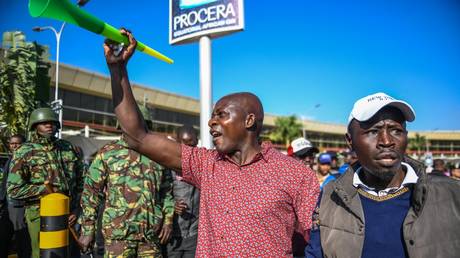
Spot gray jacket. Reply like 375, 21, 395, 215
171, 171, 199, 238
318, 157, 460, 258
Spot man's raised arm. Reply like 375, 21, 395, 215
105, 29, 182, 171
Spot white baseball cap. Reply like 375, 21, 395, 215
348, 92, 415, 125
291, 137, 319, 156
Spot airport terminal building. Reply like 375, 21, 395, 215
52, 62, 460, 159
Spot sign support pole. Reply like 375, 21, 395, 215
170, 1, 245, 148
199, 36, 213, 148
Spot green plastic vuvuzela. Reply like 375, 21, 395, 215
29, 0, 173, 64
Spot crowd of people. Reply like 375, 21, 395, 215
1, 29, 460, 258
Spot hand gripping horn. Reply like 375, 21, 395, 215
29, 0, 173, 64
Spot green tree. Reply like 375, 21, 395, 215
0, 31, 50, 137
269, 115, 302, 147
409, 133, 427, 156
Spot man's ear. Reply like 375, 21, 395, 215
245, 113, 256, 130
345, 133, 353, 151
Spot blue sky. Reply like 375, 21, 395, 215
1, 0, 460, 131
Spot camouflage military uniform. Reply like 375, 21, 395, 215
7, 131, 84, 258
79, 138, 174, 257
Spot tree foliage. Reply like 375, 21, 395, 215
0, 31, 50, 137
409, 133, 427, 155
269, 115, 302, 146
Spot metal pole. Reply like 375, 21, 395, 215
301, 104, 320, 140
199, 36, 212, 148
35, 24, 66, 138
55, 23, 65, 138
302, 123, 306, 138
54, 27, 60, 103
84, 125, 90, 138
300, 116, 306, 138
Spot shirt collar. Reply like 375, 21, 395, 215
353, 162, 419, 197
216, 141, 271, 165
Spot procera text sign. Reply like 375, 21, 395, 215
169, 0, 244, 45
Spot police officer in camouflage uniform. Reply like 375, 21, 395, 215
78, 113, 174, 257
7, 107, 85, 258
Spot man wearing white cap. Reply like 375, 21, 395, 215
306, 92, 460, 258
291, 137, 319, 169
290, 137, 320, 257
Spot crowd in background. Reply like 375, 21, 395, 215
287, 138, 460, 184
2, 125, 458, 257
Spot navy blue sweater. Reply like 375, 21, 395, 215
305, 188, 412, 258
359, 188, 412, 258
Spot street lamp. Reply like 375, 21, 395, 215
33, 23, 65, 138
301, 104, 321, 138
32, 0, 89, 138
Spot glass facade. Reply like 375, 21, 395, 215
305, 132, 348, 150
429, 140, 460, 153
151, 108, 199, 127
51, 87, 200, 135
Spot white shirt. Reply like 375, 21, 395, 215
353, 162, 419, 197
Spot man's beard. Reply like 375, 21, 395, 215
364, 167, 398, 182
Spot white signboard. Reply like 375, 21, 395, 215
169, 0, 244, 45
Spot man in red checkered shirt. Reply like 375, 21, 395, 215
102, 29, 320, 257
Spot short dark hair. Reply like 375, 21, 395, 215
10, 134, 26, 143
347, 119, 354, 135
433, 159, 445, 168
176, 125, 197, 140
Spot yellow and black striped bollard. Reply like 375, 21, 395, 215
40, 193, 69, 258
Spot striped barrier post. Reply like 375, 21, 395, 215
40, 193, 69, 258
